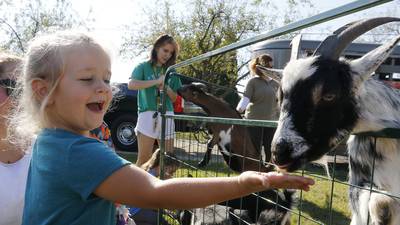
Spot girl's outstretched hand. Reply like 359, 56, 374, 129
238, 171, 314, 193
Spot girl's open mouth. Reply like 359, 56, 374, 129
87, 102, 104, 112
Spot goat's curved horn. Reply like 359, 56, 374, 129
313, 17, 400, 60
256, 65, 282, 83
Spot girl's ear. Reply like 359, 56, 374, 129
31, 79, 53, 105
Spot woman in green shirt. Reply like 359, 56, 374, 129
129, 35, 182, 166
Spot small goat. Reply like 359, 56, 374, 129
264, 17, 400, 224
177, 83, 273, 173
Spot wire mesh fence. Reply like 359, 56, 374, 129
149, 1, 399, 224
158, 105, 400, 225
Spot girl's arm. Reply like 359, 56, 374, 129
128, 75, 164, 90
94, 165, 313, 209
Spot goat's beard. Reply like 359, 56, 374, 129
273, 142, 310, 172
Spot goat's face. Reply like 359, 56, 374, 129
177, 82, 207, 104
271, 29, 400, 171
270, 17, 400, 171
271, 57, 358, 171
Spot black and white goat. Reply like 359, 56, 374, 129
177, 83, 273, 173
262, 17, 400, 225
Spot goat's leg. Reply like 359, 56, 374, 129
198, 135, 218, 167
348, 185, 399, 225
349, 188, 370, 225
369, 192, 400, 225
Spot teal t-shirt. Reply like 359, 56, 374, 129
22, 128, 130, 225
131, 61, 182, 113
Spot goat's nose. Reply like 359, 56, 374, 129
272, 139, 292, 165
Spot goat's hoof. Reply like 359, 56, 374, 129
198, 161, 207, 168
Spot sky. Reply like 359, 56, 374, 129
67, 0, 400, 83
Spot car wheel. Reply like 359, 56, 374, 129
110, 114, 138, 152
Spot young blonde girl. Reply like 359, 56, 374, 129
19, 31, 313, 225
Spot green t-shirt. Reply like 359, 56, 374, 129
131, 61, 182, 113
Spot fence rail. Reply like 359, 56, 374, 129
155, 1, 398, 224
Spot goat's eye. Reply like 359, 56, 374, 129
322, 93, 335, 102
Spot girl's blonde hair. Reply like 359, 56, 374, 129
249, 54, 273, 78
10, 31, 110, 140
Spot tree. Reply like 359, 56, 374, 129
0, 0, 93, 54
361, 5, 400, 43
120, 0, 314, 91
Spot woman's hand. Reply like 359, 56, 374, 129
157, 75, 165, 86
237, 171, 314, 192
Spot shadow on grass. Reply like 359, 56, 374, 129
304, 163, 349, 182
297, 199, 350, 225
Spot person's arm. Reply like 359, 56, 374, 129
236, 96, 250, 113
128, 75, 164, 90
237, 79, 254, 113
165, 86, 177, 102
161, 75, 181, 103
94, 165, 314, 210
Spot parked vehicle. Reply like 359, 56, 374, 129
379, 73, 400, 89
251, 39, 400, 87
105, 83, 138, 152
105, 82, 208, 152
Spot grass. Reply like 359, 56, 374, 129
118, 151, 352, 225
291, 165, 351, 225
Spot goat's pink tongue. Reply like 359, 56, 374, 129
87, 103, 101, 112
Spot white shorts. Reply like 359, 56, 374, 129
135, 111, 175, 140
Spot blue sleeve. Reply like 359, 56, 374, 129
64, 138, 131, 200
131, 63, 145, 80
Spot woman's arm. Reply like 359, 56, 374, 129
94, 165, 313, 209
236, 96, 250, 113
165, 86, 177, 102
128, 75, 164, 90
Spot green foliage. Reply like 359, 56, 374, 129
121, 0, 267, 87
0, 0, 93, 54
121, 0, 316, 89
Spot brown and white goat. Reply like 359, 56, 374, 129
177, 83, 274, 173
262, 17, 400, 225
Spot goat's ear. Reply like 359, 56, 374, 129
256, 65, 282, 84
350, 35, 400, 84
